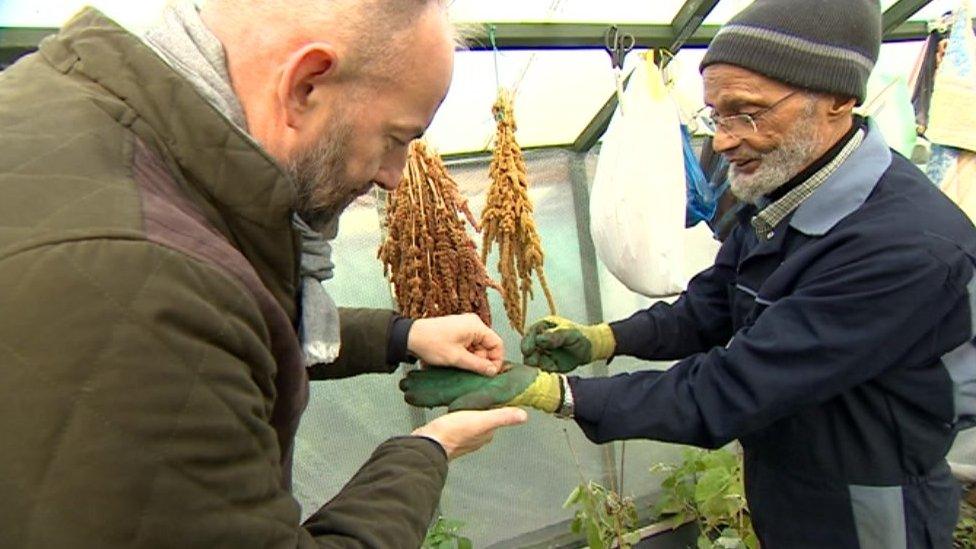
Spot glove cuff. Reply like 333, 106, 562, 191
586, 323, 616, 361
506, 371, 561, 413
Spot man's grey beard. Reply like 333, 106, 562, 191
729, 101, 821, 205
286, 119, 363, 232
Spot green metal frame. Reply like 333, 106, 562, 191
465, 21, 720, 51
669, 0, 722, 55
0, 27, 56, 67
569, 0, 935, 153
883, 0, 938, 35
571, 0, 722, 152
0, 0, 939, 151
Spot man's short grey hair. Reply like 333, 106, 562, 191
204, 0, 457, 81
346, 0, 457, 79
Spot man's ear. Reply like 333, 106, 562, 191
277, 43, 340, 129
826, 94, 857, 120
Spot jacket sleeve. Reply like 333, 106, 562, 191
608, 229, 739, 361
302, 437, 447, 546
0, 240, 444, 548
570, 234, 965, 449
307, 308, 400, 381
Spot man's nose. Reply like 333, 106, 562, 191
711, 126, 741, 155
373, 169, 400, 191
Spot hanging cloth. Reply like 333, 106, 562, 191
936, 150, 976, 221
927, 0, 976, 153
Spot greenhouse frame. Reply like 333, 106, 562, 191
1, 0, 975, 547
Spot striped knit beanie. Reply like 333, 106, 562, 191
700, 0, 882, 104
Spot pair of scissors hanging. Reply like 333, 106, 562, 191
603, 25, 635, 115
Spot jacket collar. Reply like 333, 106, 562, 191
789, 120, 892, 237
39, 8, 299, 316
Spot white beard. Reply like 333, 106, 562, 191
729, 104, 821, 205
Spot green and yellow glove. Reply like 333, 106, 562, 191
400, 362, 562, 413
519, 315, 616, 373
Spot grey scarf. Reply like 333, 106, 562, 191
143, 1, 341, 366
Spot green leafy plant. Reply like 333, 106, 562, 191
563, 480, 640, 549
650, 447, 758, 549
561, 430, 642, 548
422, 517, 473, 549
957, 515, 976, 549
956, 487, 976, 549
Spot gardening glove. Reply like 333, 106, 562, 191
400, 362, 562, 413
520, 315, 616, 373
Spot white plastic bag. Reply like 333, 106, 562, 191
590, 54, 698, 297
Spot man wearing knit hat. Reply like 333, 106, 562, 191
403, 1, 976, 547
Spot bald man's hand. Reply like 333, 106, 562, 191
412, 408, 528, 460
407, 313, 505, 376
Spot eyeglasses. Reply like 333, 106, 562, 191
694, 90, 802, 137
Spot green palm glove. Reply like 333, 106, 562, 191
400, 362, 562, 413
520, 315, 616, 373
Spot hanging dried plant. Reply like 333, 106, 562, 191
379, 140, 496, 325
481, 89, 557, 334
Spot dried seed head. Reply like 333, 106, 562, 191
379, 140, 496, 325
480, 89, 557, 334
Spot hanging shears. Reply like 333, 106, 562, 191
604, 25, 635, 114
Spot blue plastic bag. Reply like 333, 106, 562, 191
683, 125, 716, 227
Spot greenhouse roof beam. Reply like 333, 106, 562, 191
669, 0, 722, 53
0, 15, 940, 62
0, 27, 55, 67
570, 1, 937, 153
570, 72, 632, 153
572, 1, 720, 153
882, 0, 934, 36
884, 20, 936, 42
2, 22, 710, 57
466, 22, 713, 50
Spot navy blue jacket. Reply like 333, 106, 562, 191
569, 124, 976, 548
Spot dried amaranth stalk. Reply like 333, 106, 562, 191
481, 89, 557, 334
379, 140, 497, 325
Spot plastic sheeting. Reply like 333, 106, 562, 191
862, 73, 917, 159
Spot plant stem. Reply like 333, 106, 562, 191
619, 441, 626, 498
563, 427, 587, 484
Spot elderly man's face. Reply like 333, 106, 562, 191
286, 10, 454, 230
702, 64, 831, 204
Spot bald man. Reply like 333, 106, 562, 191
0, 1, 526, 547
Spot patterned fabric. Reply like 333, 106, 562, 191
927, 143, 961, 185
927, 1, 976, 153
935, 147, 976, 223
751, 129, 866, 240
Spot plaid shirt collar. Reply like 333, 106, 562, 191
751, 128, 866, 241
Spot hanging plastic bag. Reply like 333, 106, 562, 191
683, 125, 716, 228
590, 54, 717, 298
